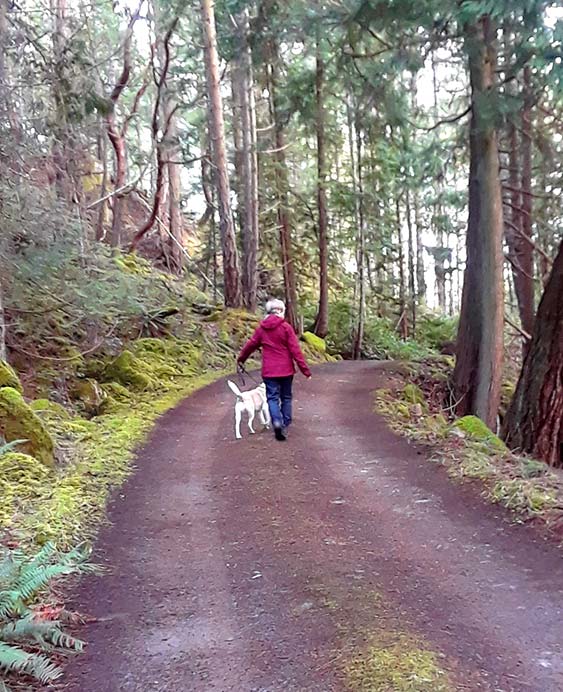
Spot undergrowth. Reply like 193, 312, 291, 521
0, 542, 96, 691
374, 361, 563, 536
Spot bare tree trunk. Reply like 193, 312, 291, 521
453, 15, 505, 429
267, 57, 298, 331
201, 0, 241, 307
406, 189, 417, 333
396, 196, 408, 340
502, 241, 562, 466
313, 36, 329, 338
351, 107, 365, 360
414, 191, 426, 303
0, 280, 6, 362
234, 9, 259, 311
165, 102, 183, 273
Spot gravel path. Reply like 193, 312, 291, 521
65, 361, 563, 692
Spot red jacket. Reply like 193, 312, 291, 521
238, 315, 312, 378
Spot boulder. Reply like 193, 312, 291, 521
0, 387, 55, 467
0, 361, 23, 394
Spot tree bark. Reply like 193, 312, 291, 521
396, 196, 408, 340
502, 241, 562, 466
267, 55, 299, 331
453, 15, 505, 429
519, 65, 535, 334
201, 0, 241, 307
234, 9, 259, 311
312, 36, 329, 338
0, 280, 6, 362
351, 106, 365, 360
406, 189, 417, 333
414, 191, 426, 303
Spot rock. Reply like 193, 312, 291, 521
452, 415, 508, 454
0, 361, 23, 394
302, 331, 327, 353
70, 378, 108, 416
104, 351, 154, 391
0, 387, 55, 467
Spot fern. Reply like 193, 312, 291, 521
0, 543, 96, 689
0, 642, 62, 684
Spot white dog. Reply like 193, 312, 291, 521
227, 380, 271, 439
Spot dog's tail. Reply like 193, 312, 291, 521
227, 380, 243, 399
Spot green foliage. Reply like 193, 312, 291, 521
0, 389, 54, 467
0, 543, 95, 690
103, 351, 155, 391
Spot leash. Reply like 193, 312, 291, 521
237, 362, 260, 388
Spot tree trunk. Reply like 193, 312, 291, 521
267, 57, 298, 331
453, 15, 505, 429
502, 241, 562, 466
312, 36, 329, 338
519, 65, 534, 334
0, 280, 6, 362
165, 102, 183, 274
201, 0, 241, 307
351, 108, 365, 360
414, 191, 426, 303
234, 9, 259, 311
406, 189, 417, 333
396, 196, 408, 340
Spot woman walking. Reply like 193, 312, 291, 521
237, 299, 311, 441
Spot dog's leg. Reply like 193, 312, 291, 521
248, 406, 256, 434
235, 403, 242, 439
260, 403, 271, 428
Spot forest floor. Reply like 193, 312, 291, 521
63, 361, 563, 692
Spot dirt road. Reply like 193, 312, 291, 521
65, 361, 563, 691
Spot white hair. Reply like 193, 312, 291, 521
265, 298, 286, 316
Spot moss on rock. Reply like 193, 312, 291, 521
101, 382, 132, 402
104, 351, 154, 391
452, 416, 508, 454
0, 388, 55, 467
302, 331, 327, 353
0, 360, 23, 393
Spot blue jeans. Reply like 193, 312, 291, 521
263, 376, 293, 429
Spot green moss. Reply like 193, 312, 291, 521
104, 351, 154, 391
11, 368, 231, 548
113, 252, 152, 275
30, 399, 71, 420
402, 384, 425, 405
302, 331, 327, 353
101, 381, 131, 402
0, 452, 53, 527
70, 378, 107, 416
0, 387, 55, 467
0, 360, 23, 393
346, 632, 452, 691
452, 416, 508, 454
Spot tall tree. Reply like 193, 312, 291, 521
201, 0, 241, 307
312, 35, 329, 338
453, 13, 505, 429
233, 8, 259, 311
502, 241, 562, 466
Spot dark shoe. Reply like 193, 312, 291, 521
274, 427, 287, 441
